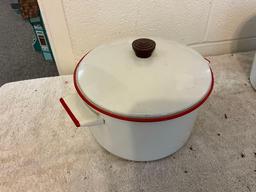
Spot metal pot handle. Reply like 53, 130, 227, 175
60, 94, 104, 127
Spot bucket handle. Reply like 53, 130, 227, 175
60, 94, 104, 127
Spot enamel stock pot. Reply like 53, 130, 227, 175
60, 37, 214, 161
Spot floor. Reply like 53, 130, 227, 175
0, 51, 256, 192
0, 0, 58, 87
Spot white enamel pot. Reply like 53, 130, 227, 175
250, 53, 256, 89
60, 37, 214, 161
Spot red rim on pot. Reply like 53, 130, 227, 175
73, 38, 214, 122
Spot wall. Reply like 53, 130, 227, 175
38, 0, 256, 75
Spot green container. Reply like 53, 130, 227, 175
29, 16, 54, 62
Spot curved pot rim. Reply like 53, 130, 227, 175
73, 53, 214, 122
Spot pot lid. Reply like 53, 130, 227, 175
75, 37, 213, 120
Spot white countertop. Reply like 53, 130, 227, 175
0, 52, 256, 192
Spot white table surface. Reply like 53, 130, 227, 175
0, 52, 256, 192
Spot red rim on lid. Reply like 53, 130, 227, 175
73, 37, 214, 122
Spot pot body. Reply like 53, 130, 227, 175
60, 93, 200, 161
89, 110, 198, 161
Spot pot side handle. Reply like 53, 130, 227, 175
60, 94, 104, 127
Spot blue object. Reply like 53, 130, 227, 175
29, 16, 55, 62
